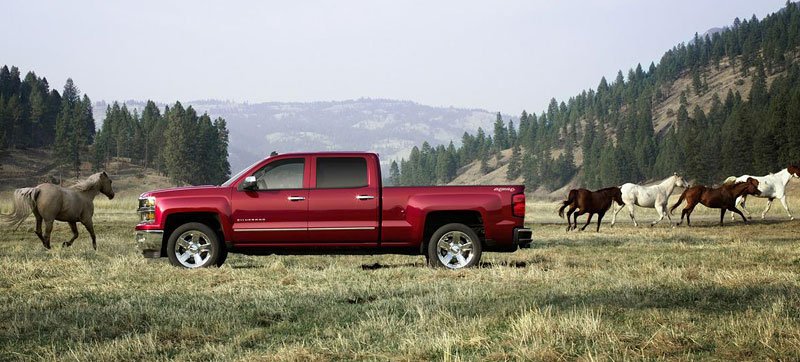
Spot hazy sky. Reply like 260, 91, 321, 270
2, 0, 788, 114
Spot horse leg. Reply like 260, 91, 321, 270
42, 220, 54, 249
730, 207, 748, 224
596, 211, 605, 232
63, 222, 79, 248
678, 207, 688, 226
565, 206, 576, 232
666, 209, 673, 227
686, 208, 693, 227
761, 198, 774, 219
740, 196, 751, 219
682, 204, 697, 227
83, 220, 97, 251
719, 208, 726, 226
779, 195, 793, 220
34, 214, 45, 244
628, 204, 638, 227
733, 195, 749, 221
611, 203, 621, 226
581, 213, 594, 231
652, 204, 666, 227
572, 210, 582, 231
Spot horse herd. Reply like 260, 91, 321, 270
558, 164, 800, 232
0, 165, 798, 250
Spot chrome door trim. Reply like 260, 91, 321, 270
309, 227, 376, 231
234, 228, 308, 232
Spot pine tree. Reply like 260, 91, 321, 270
140, 100, 162, 169
389, 161, 401, 185
163, 102, 191, 185
492, 113, 508, 150
508, 119, 517, 146
506, 143, 521, 180
479, 149, 490, 174
212, 117, 231, 184
80, 95, 95, 145
54, 78, 83, 177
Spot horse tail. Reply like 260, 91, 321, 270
1, 187, 39, 230
669, 188, 687, 215
558, 190, 577, 218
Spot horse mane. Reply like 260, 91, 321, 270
70, 173, 103, 191
596, 186, 619, 192
722, 176, 737, 185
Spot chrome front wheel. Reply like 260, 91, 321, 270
167, 223, 222, 268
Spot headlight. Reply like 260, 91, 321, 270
139, 196, 156, 209
138, 196, 157, 223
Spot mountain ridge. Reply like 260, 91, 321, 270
93, 98, 507, 173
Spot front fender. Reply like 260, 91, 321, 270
158, 196, 233, 239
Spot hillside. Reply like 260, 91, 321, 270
410, 2, 800, 194
0, 149, 173, 196
450, 51, 792, 195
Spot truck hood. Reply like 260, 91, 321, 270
139, 185, 222, 199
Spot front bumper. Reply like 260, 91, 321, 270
135, 229, 164, 257
514, 227, 533, 248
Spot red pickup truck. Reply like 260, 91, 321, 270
135, 152, 531, 269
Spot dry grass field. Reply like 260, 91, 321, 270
1, 191, 799, 360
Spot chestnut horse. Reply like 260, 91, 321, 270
669, 177, 760, 226
558, 187, 624, 232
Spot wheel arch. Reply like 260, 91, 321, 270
420, 210, 484, 254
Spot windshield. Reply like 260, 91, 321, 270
221, 159, 264, 187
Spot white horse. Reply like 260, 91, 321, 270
611, 173, 689, 227
728, 165, 800, 220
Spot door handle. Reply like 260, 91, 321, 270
287, 196, 306, 201
356, 195, 375, 200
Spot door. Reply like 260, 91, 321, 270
231, 157, 309, 244
308, 156, 379, 244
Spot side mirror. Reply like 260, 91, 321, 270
241, 176, 258, 191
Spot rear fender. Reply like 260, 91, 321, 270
408, 193, 499, 245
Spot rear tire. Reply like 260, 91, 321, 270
426, 223, 482, 269
167, 222, 223, 268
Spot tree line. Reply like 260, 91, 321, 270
0, 66, 231, 185
395, 1, 800, 190
93, 100, 231, 185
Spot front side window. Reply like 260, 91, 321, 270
251, 158, 305, 190
316, 157, 368, 189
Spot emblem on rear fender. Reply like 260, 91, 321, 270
493, 187, 516, 192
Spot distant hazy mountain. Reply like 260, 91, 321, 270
94, 98, 501, 173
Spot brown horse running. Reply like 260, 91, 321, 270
669, 177, 760, 226
1, 172, 115, 250
558, 187, 624, 232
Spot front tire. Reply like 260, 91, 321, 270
167, 223, 223, 268
426, 223, 482, 269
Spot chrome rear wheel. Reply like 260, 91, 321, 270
427, 223, 482, 269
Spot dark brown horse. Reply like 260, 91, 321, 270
1, 172, 115, 250
558, 187, 624, 232
669, 177, 760, 226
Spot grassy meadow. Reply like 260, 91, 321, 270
1, 191, 799, 360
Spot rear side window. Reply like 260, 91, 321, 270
316, 157, 368, 189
